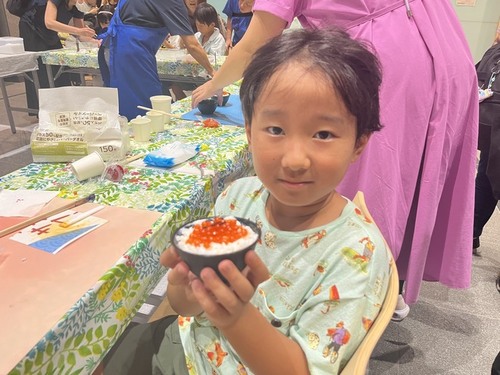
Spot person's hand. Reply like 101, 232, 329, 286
192, 81, 223, 108
225, 39, 232, 54
161, 246, 199, 304
239, 0, 254, 13
77, 25, 96, 39
188, 250, 270, 329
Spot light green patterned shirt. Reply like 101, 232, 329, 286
178, 176, 391, 374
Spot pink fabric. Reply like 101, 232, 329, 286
253, 0, 478, 303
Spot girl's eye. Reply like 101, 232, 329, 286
314, 131, 334, 140
267, 126, 284, 136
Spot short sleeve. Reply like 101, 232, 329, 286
222, 0, 233, 18
253, 0, 297, 25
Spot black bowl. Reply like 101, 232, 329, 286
171, 216, 261, 281
197, 98, 217, 115
220, 92, 230, 106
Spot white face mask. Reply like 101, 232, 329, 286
75, 0, 92, 13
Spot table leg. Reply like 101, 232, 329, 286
0, 76, 17, 134
46, 64, 55, 88
30, 69, 41, 116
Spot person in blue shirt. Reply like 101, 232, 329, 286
97, 0, 215, 120
223, 0, 253, 52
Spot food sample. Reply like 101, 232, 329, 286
174, 216, 258, 254
202, 118, 220, 128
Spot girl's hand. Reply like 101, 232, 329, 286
189, 250, 270, 329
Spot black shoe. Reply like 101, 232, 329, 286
473, 237, 480, 255
496, 274, 500, 294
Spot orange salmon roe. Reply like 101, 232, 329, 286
186, 217, 248, 249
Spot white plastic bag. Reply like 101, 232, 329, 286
31, 87, 130, 162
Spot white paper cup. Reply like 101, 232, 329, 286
130, 117, 152, 142
71, 151, 105, 181
146, 110, 165, 132
150, 95, 172, 124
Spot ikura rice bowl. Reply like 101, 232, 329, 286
174, 216, 258, 255
172, 216, 261, 279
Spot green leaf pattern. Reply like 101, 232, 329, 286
39, 49, 226, 76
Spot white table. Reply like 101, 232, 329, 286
0, 51, 41, 134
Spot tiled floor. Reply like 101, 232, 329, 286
1, 80, 499, 374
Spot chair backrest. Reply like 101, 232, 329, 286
341, 192, 399, 375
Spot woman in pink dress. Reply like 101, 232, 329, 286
192, 0, 478, 313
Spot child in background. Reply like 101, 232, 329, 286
104, 28, 392, 375
193, 2, 226, 56
171, 2, 225, 100
95, 4, 114, 35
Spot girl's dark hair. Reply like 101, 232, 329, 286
240, 28, 383, 139
193, 2, 219, 29
97, 4, 114, 24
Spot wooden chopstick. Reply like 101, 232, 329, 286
123, 153, 146, 164
0, 194, 96, 238
136, 105, 184, 119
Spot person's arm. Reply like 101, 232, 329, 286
191, 10, 286, 107
190, 253, 310, 375
162, 247, 204, 316
225, 16, 233, 51
44, 0, 96, 38
180, 34, 216, 77
222, 305, 310, 375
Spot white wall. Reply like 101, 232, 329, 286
450, 0, 500, 62
209, 0, 228, 19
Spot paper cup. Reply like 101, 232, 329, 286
150, 95, 172, 124
71, 151, 105, 181
146, 111, 165, 132
130, 117, 152, 142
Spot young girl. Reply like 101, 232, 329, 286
170, 2, 225, 101
193, 2, 226, 57
104, 28, 392, 375
95, 4, 114, 35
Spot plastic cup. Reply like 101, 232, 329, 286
70, 151, 105, 181
146, 110, 165, 133
130, 117, 152, 142
150, 95, 172, 125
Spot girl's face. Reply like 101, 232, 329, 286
246, 64, 368, 219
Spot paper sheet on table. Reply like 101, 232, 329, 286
10, 209, 107, 254
0, 190, 59, 217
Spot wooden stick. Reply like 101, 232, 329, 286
59, 205, 104, 228
0, 194, 96, 238
124, 153, 146, 164
136, 105, 184, 120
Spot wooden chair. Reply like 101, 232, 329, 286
341, 192, 399, 375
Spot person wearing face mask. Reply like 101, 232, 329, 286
19, 0, 98, 111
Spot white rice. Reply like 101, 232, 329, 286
175, 217, 258, 255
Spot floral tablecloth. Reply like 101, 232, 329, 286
39, 48, 225, 77
2, 88, 251, 375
